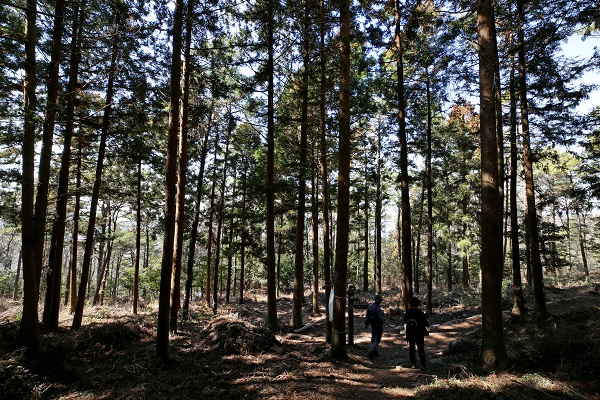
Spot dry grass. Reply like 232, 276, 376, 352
0, 280, 599, 399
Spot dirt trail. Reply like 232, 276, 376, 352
266, 304, 484, 400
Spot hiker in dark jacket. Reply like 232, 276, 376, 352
403, 297, 430, 370
365, 294, 385, 359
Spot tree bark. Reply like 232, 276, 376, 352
517, 0, 547, 315
395, 0, 413, 311
40, 0, 68, 331
18, 0, 38, 354
156, 0, 183, 360
292, 31, 310, 329
266, 0, 278, 332
509, 38, 527, 315
212, 123, 232, 314
478, 0, 507, 370
426, 67, 433, 315
331, 0, 351, 359
319, 0, 332, 343
133, 159, 142, 314
170, 0, 195, 331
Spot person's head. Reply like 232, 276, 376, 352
409, 297, 421, 308
374, 294, 383, 304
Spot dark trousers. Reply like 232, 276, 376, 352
368, 325, 383, 357
409, 335, 426, 367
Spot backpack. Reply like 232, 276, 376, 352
406, 319, 418, 334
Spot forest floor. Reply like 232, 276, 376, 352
1, 277, 599, 400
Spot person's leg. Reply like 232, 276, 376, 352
368, 326, 382, 357
409, 340, 416, 367
416, 336, 426, 370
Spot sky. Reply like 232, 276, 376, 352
561, 34, 600, 114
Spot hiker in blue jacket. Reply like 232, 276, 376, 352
365, 294, 385, 359
403, 297, 430, 370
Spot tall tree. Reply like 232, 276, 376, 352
331, 0, 351, 359
169, 0, 195, 332
18, 0, 41, 358
266, 0, 279, 332
478, 0, 507, 370
156, 0, 183, 360
509, 34, 526, 315
517, 0, 547, 315
319, 0, 333, 343
72, 7, 122, 330
291, 7, 311, 330
39, 0, 68, 331
395, 0, 412, 310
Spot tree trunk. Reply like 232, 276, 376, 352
226, 175, 237, 304
212, 122, 232, 314
478, 0, 507, 370
13, 250, 22, 301
70, 139, 83, 313
375, 128, 382, 294
266, 0, 278, 332
170, 0, 194, 331
426, 67, 433, 315
41, 0, 71, 331
517, 0, 547, 315
292, 30, 310, 329
33, 0, 67, 294
319, 0, 332, 343
133, 159, 142, 314
331, 0, 351, 359
72, 13, 120, 330
311, 135, 320, 315
183, 107, 213, 316
239, 158, 248, 305
576, 210, 589, 277
156, 0, 183, 360
363, 201, 369, 291
509, 41, 526, 315
395, 0, 413, 311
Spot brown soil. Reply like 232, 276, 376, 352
1, 281, 599, 399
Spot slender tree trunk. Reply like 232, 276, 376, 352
447, 239, 452, 291
239, 158, 248, 304
170, 0, 194, 331
331, 0, 351, 359
156, 0, 183, 360
414, 185, 425, 295
363, 201, 369, 291
517, 0, 547, 315
212, 123, 232, 313
266, 0, 278, 331
311, 136, 320, 315
395, 0, 413, 311
478, 0, 507, 370
33, 0, 66, 295
14, 250, 22, 301
292, 31, 310, 329
319, 0, 332, 343
509, 40, 526, 315
19, 2, 38, 346
205, 173, 217, 306
41, 0, 72, 331
70, 139, 82, 313
576, 210, 589, 277
72, 15, 120, 329
375, 128, 382, 294
183, 109, 213, 316
426, 68, 433, 315
133, 159, 142, 314
226, 176, 237, 304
